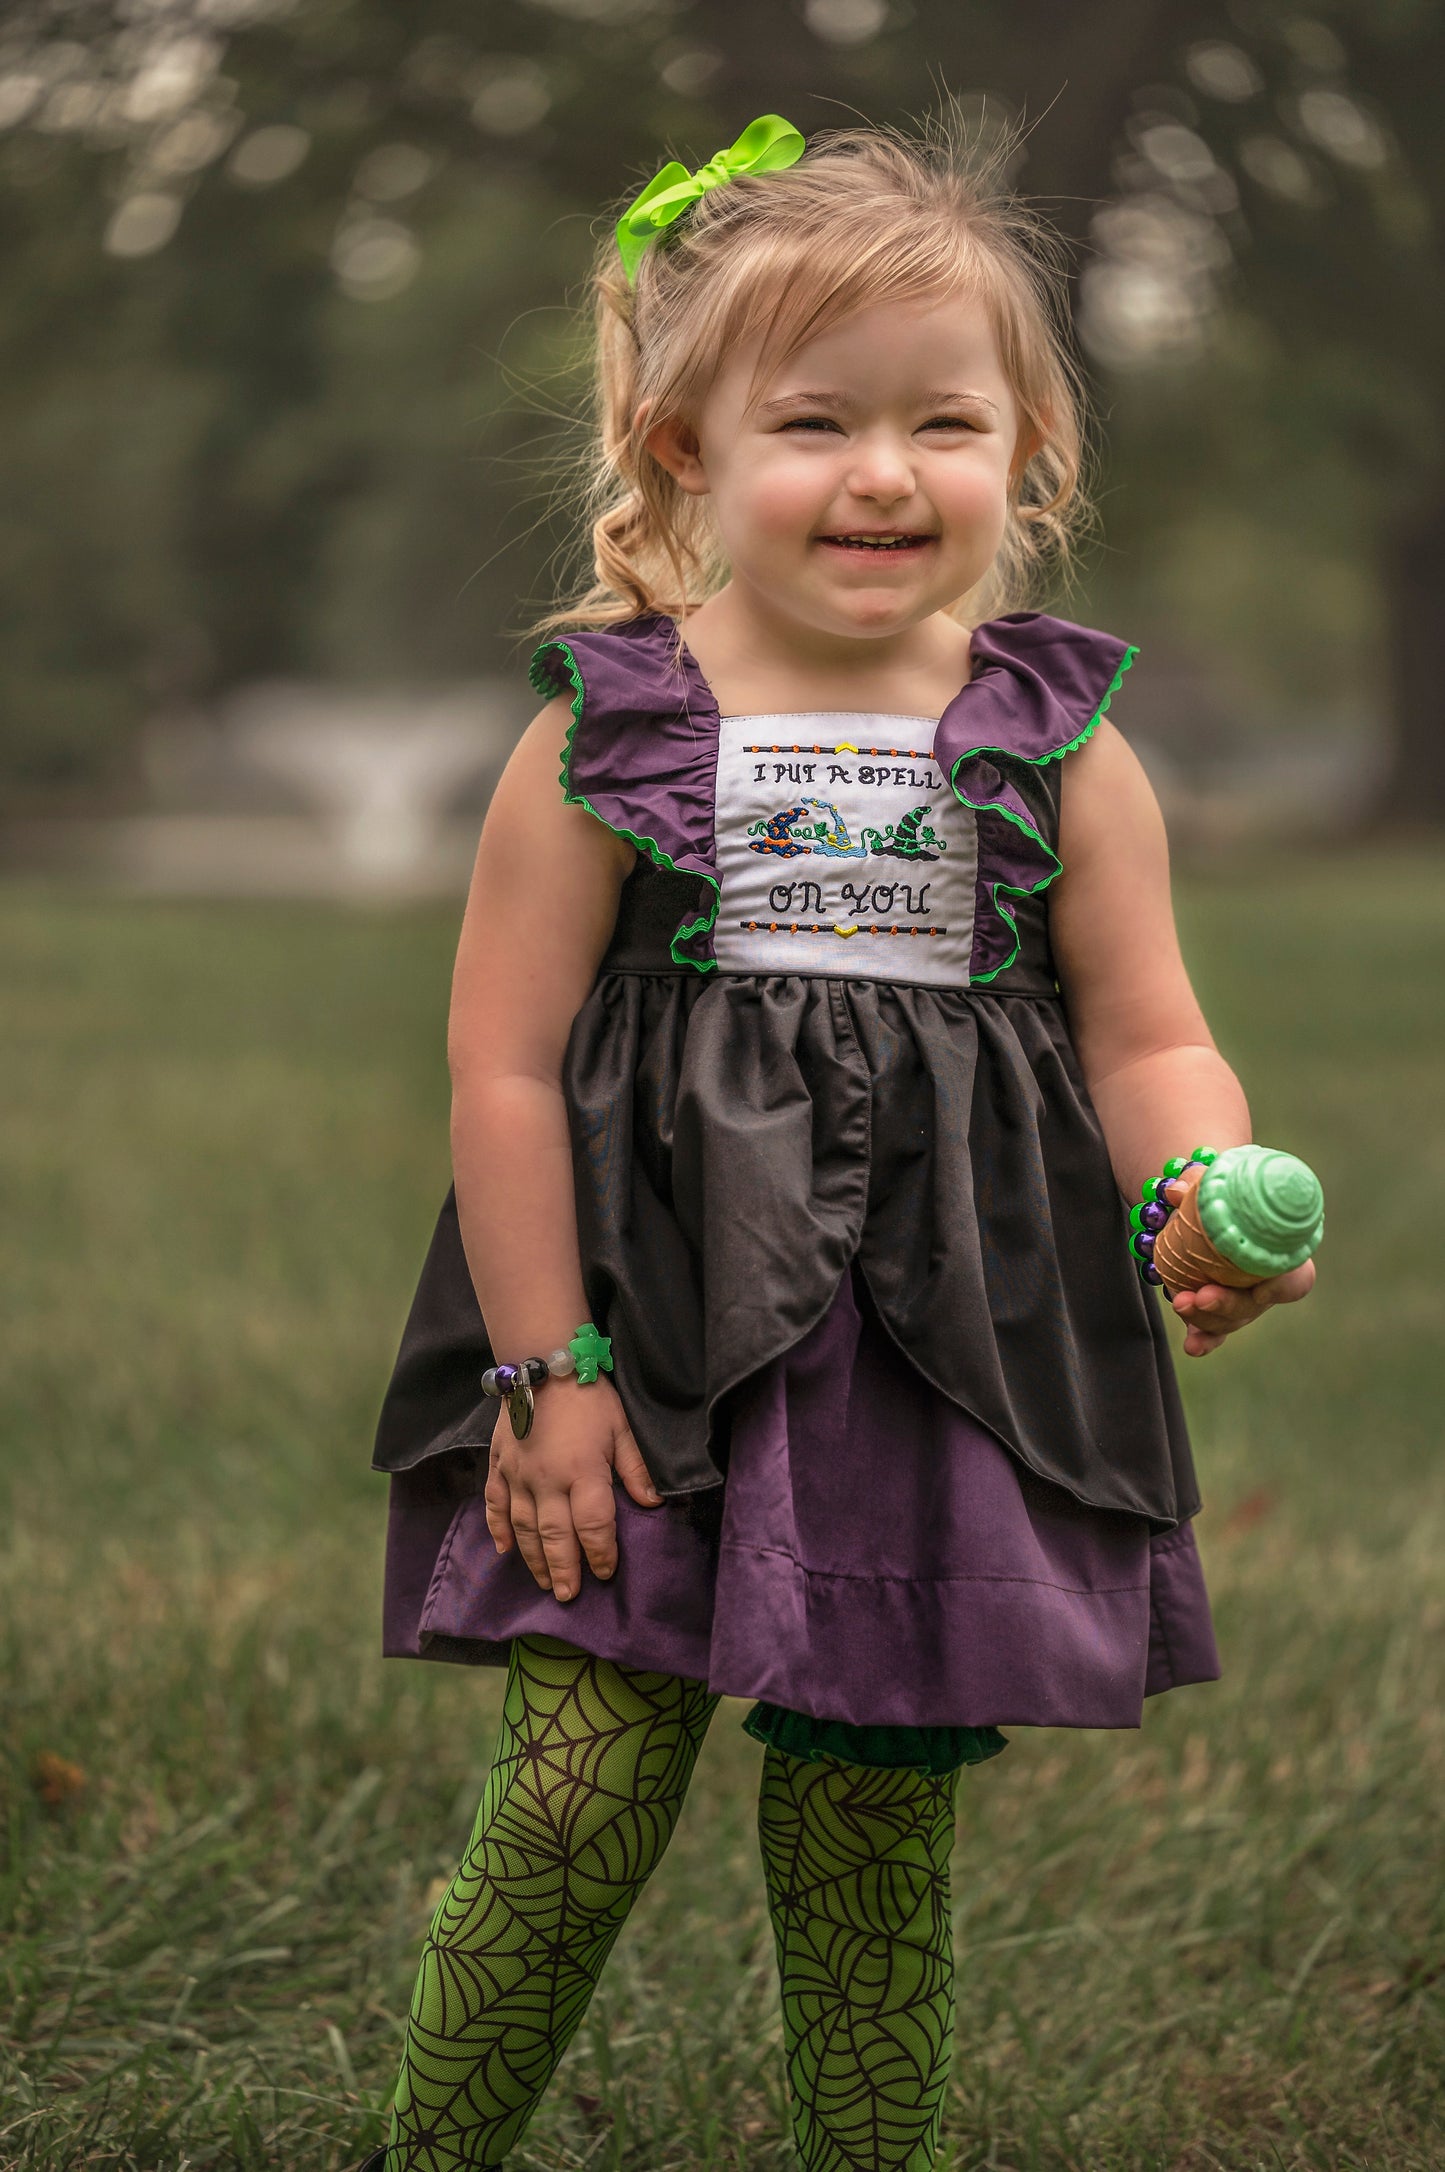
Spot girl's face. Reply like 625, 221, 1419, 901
651, 288, 1023, 647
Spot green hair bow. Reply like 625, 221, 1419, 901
615, 113, 806, 280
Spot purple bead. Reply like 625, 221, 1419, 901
1135, 1231, 1155, 1256
1141, 1263, 1164, 1285
495, 1364, 519, 1392
1141, 1200, 1169, 1233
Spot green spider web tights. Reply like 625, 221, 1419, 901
383, 1635, 960, 2171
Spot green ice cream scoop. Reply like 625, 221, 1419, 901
1195, 1145, 1324, 1278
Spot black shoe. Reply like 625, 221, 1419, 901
353, 2152, 389, 2172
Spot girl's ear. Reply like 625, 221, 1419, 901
643, 408, 710, 497
1008, 415, 1044, 494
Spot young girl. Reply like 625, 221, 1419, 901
363, 115, 1314, 2172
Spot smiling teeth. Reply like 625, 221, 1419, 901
831, 535, 922, 549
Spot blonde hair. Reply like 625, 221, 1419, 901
542, 115, 1093, 633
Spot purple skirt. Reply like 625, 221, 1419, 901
383, 1258, 1219, 1730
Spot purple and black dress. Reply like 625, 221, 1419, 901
372, 610, 1220, 1775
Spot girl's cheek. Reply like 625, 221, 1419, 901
935, 465, 1007, 537
933, 491, 1008, 574
739, 466, 834, 544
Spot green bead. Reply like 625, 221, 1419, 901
1129, 1202, 1147, 1231
1162, 1156, 1189, 1179
568, 1320, 614, 1385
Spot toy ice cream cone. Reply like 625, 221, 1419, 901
1153, 1190, 1257, 1291
1153, 1144, 1324, 1296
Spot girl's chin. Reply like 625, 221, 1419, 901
808, 582, 955, 634
734, 559, 975, 637
811, 552, 947, 597
805, 549, 974, 609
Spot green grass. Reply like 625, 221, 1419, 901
1, 858, 1442, 2171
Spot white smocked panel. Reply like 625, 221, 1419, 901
710, 712, 980, 985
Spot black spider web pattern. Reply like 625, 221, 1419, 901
757, 1748, 961, 2172
385, 1634, 718, 2171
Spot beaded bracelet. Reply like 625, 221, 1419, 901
482, 1321, 613, 1440
1129, 1146, 1218, 1286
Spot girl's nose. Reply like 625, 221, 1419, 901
844, 433, 916, 503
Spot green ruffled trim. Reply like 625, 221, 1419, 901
948, 642, 1138, 986
743, 1701, 1008, 1777
1036, 641, 1139, 763
531, 637, 720, 974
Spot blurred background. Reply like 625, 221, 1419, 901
2, 5, 1442, 2170
1, 0, 1443, 885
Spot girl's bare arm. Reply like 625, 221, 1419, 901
448, 698, 658, 1597
1050, 720, 1313, 1355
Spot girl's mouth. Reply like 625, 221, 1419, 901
817, 533, 935, 553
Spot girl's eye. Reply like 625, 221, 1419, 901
777, 413, 978, 436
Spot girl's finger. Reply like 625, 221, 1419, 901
613, 1428, 662, 1508
1264, 1258, 1316, 1305
1179, 1278, 1292, 1352
534, 1503, 583, 1603
570, 1476, 620, 1581
484, 1462, 515, 1555
508, 1493, 553, 1591
1187, 1285, 1259, 1325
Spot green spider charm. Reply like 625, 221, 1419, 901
568, 1321, 614, 1385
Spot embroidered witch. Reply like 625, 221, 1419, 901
747, 796, 869, 857
861, 802, 949, 860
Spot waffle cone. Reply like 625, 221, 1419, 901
1153, 1189, 1261, 1293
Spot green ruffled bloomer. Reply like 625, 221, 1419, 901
382, 1636, 970, 2170
746, 1700, 1006, 1778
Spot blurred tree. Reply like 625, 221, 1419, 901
0, 0, 1440, 816
1067, 3, 1445, 815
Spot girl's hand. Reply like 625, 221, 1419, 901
483, 1376, 662, 1599
1163, 1174, 1317, 1357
